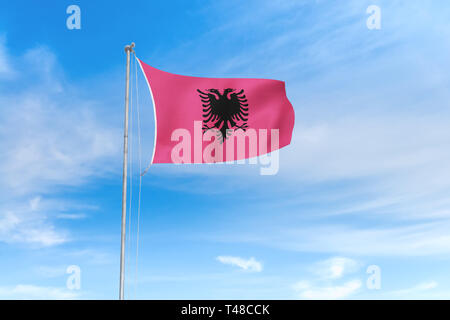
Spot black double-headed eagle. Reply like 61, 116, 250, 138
197, 88, 249, 141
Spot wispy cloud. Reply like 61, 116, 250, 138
216, 256, 263, 272
34, 265, 68, 278
373, 281, 448, 299
293, 279, 361, 300
0, 38, 121, 247
0, 284, 80, 299
389, 281, 438, 297
211, 219, 450, 257
0, 35, 14, 78
293, 256, 362, 299
0, 199, 67, 246
55, 213, 87, 220
312, 257, 360, 280
178, 0, 450, 261
0, 40, 121, 195
65, 249, 114, 266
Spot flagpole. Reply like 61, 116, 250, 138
120, 42, 135, 300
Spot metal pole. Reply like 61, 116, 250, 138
120, 42, 135, 300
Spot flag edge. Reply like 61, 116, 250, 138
136, 57, 157, 166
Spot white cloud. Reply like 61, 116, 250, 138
66, 249, 113, 265
270, 220, 450, 256
216, 256, 263, 272
284, 115, 450, 184
56, 213, 87, 220
415, 281, 439, 290
0, 93, 120, 195
0, 196, 70, 246
388, 281, 438, 298
208, 218, 450, 257
35, 266, 67, 278
0, 211, 21, 234
293, 256, 361, 299
0, 209, 67, 246
0, 284, 80, 299
0, 37, 121, 247
293, 279, 361, 300
0, 35, 14, 77
313, 257, 359, 280
29, 196, 41, 211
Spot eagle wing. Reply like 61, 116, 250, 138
228, 89, 249, 122
197, 89, 221, 123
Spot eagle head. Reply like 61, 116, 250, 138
223, 88, 236, 98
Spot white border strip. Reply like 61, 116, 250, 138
136, 56, 157, 168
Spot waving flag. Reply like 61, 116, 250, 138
137, 58, 295, 164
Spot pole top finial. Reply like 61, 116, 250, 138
124, 42, 135, 53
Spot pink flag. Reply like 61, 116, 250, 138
137, 58, 295, 164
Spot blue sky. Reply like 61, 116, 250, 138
1, 0, 450, 299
